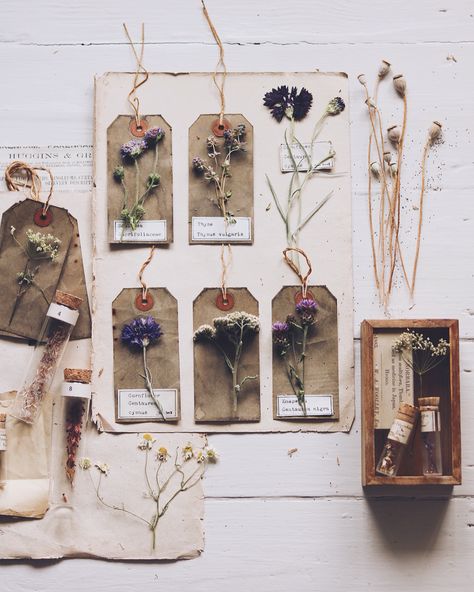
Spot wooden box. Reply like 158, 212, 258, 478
361, 319, 461, 486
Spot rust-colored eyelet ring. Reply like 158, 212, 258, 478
34, 208, 53, 227
129, 118, 148, 138
294, 289, 315, 305
135, 292, 154, 312
216, 291, 234, 311
211, 118, 231, 137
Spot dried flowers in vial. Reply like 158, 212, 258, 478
376, 403, 419, 477
9, 290, 82, 425
62, 368, 92, 484
419, 396, 442, 476
0, 413, 7, 487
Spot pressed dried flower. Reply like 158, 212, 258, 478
147, 173, 161, 189
263, 85, 313, 122
326, 97, 345, 116
143, 127, 165, 148
138, 433, 155, 450
193, 324, 216, 342
378, 60, 391, 79
121, 316, 162, 349
182, 443, 194, 461
79, 457, 92, 470
205, 446, 219, 462
387, 125, 402, 145
428, 121, 442, 144
296, 298, 318, 326
393, 74, 406, 97
113, 165, 125, 182
120, 139, 146, 161
95, 462, 110, 475
195, 450, 205, 463
157, 446, 168, 462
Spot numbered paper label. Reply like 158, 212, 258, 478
114, 220, 167, 242
117, 389, 178, 420
191, 217, 251, 242
46, 303, 79, 325
280, 141, 334, 173
277, 394, 334, 417
421, 410, 440, 433
62, 382, 92, 399
0, 428, 6, 451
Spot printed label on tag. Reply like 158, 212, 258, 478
0, 428, 6, 451
117, 389, 178, 420
388, 418, 413, 444
62, 382, 92, 399
280, 141, 334, 173
114, 220, 167, 242
191, 217, 251, 242
276, 394, 334, 417
421, 410, 440, 433
46, 302, 79, 325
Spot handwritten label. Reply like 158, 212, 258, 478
46, 302, 79, 326
0, 145, 93, 191
373, 332, 413, 429
421, 410, 440, 433
117, 389, 178, 420
191, 217, 251, 242
277, 394, 334, 417
0, 428, 6, 451
62, 382, 92, 399
114, 220, 167, 242
388, 418, 413, 445
280, 141, 334, 173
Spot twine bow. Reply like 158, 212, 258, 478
5, 161, 54, 215
123, 23, 149, 128
220, 243, 232, 302
283, 247, 313, 298
138, 246, 155, 302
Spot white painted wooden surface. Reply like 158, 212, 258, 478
1, 0, 473, 589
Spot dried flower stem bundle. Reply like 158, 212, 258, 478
65, 398, 85, 483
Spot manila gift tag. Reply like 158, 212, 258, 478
107, 115, 173, 245
189, 114, 253, 245
193, 287, 260, 422
272, 286, 339, 420
113, 287, 180, 423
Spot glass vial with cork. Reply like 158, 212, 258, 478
419, 396, 442, 476
0, 413, 7, 487
62, 368, 92, 484
376, 402, 419, 477
9, 290, 82, 425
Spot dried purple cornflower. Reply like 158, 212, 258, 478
296, 298, 318, 326
120, 139, 146, 161
326, 97, 345, 116
121, 316, 163, 349
143, 127, 164, 148
263, 85, 313, 122
272, 321, 290, 354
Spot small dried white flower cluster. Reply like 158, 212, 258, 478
393, 330, 450, 357
25, 228, 61, 260
194, 311, 260, 343
78, 457, 109, 475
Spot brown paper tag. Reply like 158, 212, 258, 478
113, 288, 180, 423
193, 288, 260, 422
0, 199, 74, 340
272, 286, 339, 420
188, 114, 253, 245
107, 115, 173, 245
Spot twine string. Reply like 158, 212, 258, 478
5, 161, 54, 214
201, 1, 227, 126
283, 247, 313, 298
123, 23, 149, 127
138, 245, 156, 301
220, 243, 232, 302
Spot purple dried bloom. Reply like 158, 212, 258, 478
121, 316, 162, 349
326, 97, 345, 116
272, 321, 290, 353
263, 85, 313, 122
272, 321, 289, 335
120, 139, 146, 161
144, 127, 165, 148
296, 298, 318, 326
192, 156, 205, 173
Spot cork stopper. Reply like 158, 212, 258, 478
418, 396, 440, 410
396, 402, 419, 425
64, 368, 92, 384
54, 290, 83, 311
0, 413, 6, 425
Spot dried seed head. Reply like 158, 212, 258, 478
383, 151, 392, 165
428, 120, 442, 144
378, 60, 391, 79
370, 161, 381, 178
365, 97, 377, 109
390, 161, 398, 176
393, 74, 406, 97
357, 74, 367, 87
387, 125, 402, 144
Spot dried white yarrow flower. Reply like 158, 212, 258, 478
387, 125, 402, 145
393, 74, 406, 97
378, 60, 391, 79
428, 121, 442, 144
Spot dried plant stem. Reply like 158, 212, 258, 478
411, 139, 430, 298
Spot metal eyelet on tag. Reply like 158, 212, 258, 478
33, 208, 53, 227
129, 118, 148, 138
294, 289, 315, 304
135, 292, 154, 312
216, 291, 234, 311
211, 118, 231, 137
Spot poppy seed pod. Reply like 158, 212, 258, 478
357, 74, 367, 87
383, 151, 392, 165
390, 161, 398, 176
393, 74, 406, 97
428, 121, 442, 144
365, 97, 377, 109
370, 161, 381, 178
378, 60, 391, 79
387, 125, 402, 145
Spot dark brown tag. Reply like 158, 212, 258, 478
113, 288, 180, 423
188, 114, 253, 245
272, 285, 339, 420
107, 115, 173, 245
193, 287, 260, 422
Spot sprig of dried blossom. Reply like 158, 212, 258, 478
121, 316, 166, 421
192, 124, 247, 224
358, 62, 443, 307
80, 440, 218, 550
65, 398, 86, 484
194, 311, 260, 417
272, 298, 318, 415
113, 127, 164, 235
